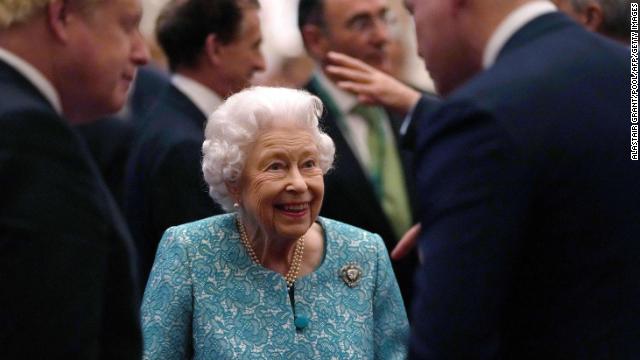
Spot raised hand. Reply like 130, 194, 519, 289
325, 51, 421, 116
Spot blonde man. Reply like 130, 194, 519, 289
0, 0, 148, 358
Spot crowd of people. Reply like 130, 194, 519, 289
0, 0, 636, 358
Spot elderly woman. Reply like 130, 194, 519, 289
141, 87, 408, 359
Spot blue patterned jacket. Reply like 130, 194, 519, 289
141, 213, 408, 359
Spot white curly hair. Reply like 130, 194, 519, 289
202, 86, 335, 212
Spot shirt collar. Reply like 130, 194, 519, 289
314, 69, 359, 114
171, 74, 222, 117
483, 1, 557, 69
0, 46, 62, 114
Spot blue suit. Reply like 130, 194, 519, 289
124, 84, 223, 283
0, 60, 141, 358
75, 65, 170, 209
410, 13, 640, 358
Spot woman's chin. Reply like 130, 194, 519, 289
274, 221, 312, 241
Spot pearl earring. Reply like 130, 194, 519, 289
233, 202, 240, 210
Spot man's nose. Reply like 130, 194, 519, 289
254, 51, 266, 72
132, 31, 150, 66
369, 16, 390, 46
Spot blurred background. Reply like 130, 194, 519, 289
140, 0, 435, 92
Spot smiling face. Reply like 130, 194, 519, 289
236, 126, 324, 243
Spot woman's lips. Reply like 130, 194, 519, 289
275, 202, 310, 217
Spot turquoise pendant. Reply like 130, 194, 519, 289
294, 315, 309, 330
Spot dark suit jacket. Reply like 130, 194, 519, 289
402, 93, 441, 150
76, 117, 135, 208
128, 64, 171, 131
410, 13, 640, 358
75, 65, 170, 209
305, 76, 418, 310
124, 84, 223, 283
0, 61, 141, 358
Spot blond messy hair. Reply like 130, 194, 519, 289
0, 0, 100, 29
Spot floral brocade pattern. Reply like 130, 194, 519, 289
141, 214, 409, 359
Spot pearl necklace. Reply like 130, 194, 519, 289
236, 217, 305, 289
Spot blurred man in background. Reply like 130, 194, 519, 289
405, 0, 639, 357
0, 0, 148, 357
125, 0, 265, 282
298, 0, 419, 310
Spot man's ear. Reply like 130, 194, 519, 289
582, 3, 604, 32
204, 33, 224, 66
47, 0, 71, 42
301, 24, 329, 60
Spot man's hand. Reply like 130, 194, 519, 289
391, 223, 421, 260
325, 51, 421, 115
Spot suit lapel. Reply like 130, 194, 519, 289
0, 59, 141, 297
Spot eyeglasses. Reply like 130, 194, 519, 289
346, 10, 396, 33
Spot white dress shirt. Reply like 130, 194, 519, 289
314, 70, 397, 170
171, 74, 222, 117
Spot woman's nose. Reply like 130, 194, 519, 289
286, 168, 308, 192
